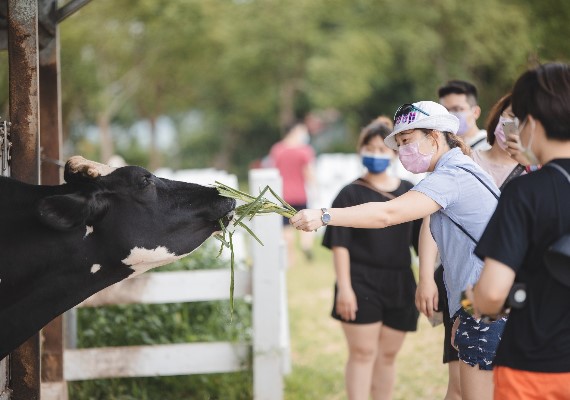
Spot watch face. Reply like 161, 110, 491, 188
322, 213, 331, 224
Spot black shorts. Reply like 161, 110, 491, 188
331, 261, 419, 332
282, 203, 306, 225
435, 265, 459, 363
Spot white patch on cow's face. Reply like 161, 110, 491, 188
85, 225, 94, 238
122, 246, 191, 278
91, 264, 101, 273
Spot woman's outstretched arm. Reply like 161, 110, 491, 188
290, 190, 441, 231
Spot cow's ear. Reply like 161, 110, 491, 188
37, 194, 108, 231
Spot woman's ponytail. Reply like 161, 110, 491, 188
444, 132, 471, 156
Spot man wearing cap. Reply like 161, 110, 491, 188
291, 101, 504, 400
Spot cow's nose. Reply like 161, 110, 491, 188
220, 210, 235, 227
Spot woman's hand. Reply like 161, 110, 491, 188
462, 284, 480, 318
415, 278, 439, 318
290, 209, 323, 232
505, 132, 531, 166
336, 286, 358, 321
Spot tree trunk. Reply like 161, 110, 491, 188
279, 80, 297, 130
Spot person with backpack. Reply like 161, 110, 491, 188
291, 100, 504, 400
470, 62, 570, 399
418, 92, 526, 400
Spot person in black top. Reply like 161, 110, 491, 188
470, 62, 570, 399
322, 117, 420, 400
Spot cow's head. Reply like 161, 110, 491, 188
37, 157, 236, 276
0, 157, 238, 360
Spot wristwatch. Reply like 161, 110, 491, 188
321, 207, 331, 226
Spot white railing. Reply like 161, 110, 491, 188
49, 168, 289, 400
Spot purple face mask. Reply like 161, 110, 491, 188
494, 116, 510, 150
398, 139, 435, 174
451, 111, 470, 136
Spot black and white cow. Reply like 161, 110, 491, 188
0, 157, 235, 359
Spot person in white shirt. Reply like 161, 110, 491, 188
438, 80, 490, 151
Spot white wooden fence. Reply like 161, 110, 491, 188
45, 168, 290, 400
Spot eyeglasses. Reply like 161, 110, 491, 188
394, 103, 430, 125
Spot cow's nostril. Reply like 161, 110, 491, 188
221, 211, 234, 226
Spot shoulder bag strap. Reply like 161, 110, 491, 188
456, 165, 500, 200
499, 164, 526, 192
444, 214, 478, 244
469, 137, 487, 149
442, 166, 500, 244
352, 178, 397, 200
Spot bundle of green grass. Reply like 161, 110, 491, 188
214, 182, 297, 315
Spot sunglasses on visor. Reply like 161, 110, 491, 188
394, 103, 430, 122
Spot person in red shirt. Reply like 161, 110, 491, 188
269, 121, 316, 265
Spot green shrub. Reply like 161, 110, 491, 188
68, 242, 253, 399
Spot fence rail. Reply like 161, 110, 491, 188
64, 342, 249, 381
79, 269, 252, 307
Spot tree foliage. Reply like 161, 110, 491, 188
0, 0, 568, 178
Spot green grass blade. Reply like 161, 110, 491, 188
233, 186, 269, 226
267, 186, 298, 214
236, 221, 264, 246
229, 231, 235, 321
214, 233, 231, 248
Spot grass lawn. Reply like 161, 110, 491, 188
284, 239, 448, 399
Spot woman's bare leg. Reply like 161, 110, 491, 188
370, 325, 406, 400
341, 322, 382, 400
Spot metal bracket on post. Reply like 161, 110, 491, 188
0, 118, 12, 177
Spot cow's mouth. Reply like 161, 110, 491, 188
214, 198, 236, 227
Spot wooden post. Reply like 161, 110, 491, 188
39, 1, 67, 398
7, 0, 41, 399
8, 0, 40, 182
249, 169, 285, 400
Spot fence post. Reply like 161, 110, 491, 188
249, 168, 287, 400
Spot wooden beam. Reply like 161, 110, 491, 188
8, 0, 40, 183
39, 0, 62, 187
79, 269, 252, 307
64, 342, 249, 381
7, 0, 41, 398
39, 3, 65, 396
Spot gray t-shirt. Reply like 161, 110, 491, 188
412, 148, 499, 316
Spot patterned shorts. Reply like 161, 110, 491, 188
453, 309, 507, 371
